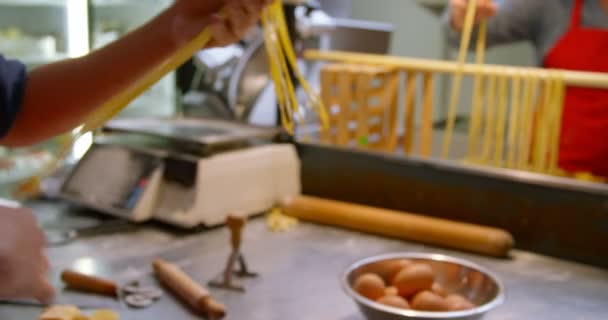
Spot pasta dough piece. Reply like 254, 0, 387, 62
90, 310, 119, 320
266, 207, 299, 232
39, 306, 82, 320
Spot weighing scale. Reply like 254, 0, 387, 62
60, 118, 301, 228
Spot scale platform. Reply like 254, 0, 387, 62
100, 117, 288, 155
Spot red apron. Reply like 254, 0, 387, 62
544, 0, 608, 177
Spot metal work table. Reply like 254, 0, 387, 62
1, 201, 607, 320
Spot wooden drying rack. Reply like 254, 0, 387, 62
306, 49, 608, 182
305, 50, 608, 90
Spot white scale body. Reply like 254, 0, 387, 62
60, 118, 301, 228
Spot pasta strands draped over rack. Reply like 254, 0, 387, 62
306, 0, 605, 180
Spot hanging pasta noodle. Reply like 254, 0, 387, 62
548, 71, 566, 174
264, 0, 329, 132
494, 73, 509, 167
467, 20, 488, 161
532, 71, 553, 173
14, 0, 328, 198
442, 0, 481, 159
506, 70, 522, 168
481, 74, 497, 163
519, 72, 540, 170
420, 72, 435, 158
404, 71, 418, 154
303, 2, 608, 180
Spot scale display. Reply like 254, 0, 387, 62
62, 145, 160, 211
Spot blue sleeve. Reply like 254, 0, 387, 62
0, 54, 27, 138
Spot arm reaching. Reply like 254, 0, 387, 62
1, 0, 270, 147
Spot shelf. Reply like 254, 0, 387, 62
0, 0, 65, 7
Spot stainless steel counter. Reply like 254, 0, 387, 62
1, 201, 607, 320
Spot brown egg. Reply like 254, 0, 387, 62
377, 295, 410, 309
431, 282, 448, 297
354, 273, 386, 300
384, 286, 399, 297
392, 263, 435, 297
445, 294, 476, 311
411, 290, 451, 312
374, 259, 413, 283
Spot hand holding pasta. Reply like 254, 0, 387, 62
173, 0, 272, 48
450, 0, 497, 31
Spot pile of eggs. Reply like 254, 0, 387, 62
353, 259, 476, 312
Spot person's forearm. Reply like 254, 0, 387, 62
1, 2, 220, 147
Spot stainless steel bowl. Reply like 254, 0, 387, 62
342, 253, 505, 320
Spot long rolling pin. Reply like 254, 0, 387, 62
281, 195, 514, 257
152, 259, 226, 319
60, 270, 118, 297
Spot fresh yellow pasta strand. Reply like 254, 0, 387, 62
519, 74, 539, 170
261, 10, 294, 133
467, 21, 487, 160
265, 3, 299, 114
481, 74, 497, 164
494, 74, 509, 167
404, 71, 418, 154
272, 1, 329, 129
442, 0, 481, 158
420, 72, 435, 158
548, 72, 566, 174
272, 20, 299, 124
82, 29, 214, 133
534, 72, 552, 173
506, 72, 522, 168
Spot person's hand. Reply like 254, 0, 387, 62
450, 0, 497, 32
173, 0, 273, 48
0, 205, 54, 303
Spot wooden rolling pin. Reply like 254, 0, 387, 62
281, 196, 514, 257
152, 259, 226, 319
60, 270, 118, 297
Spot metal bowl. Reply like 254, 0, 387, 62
342, 253, 505, 320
